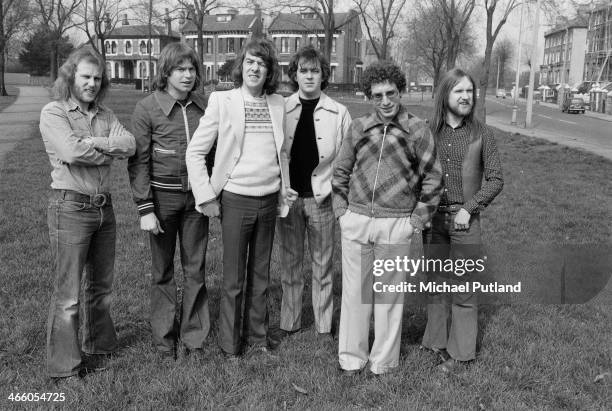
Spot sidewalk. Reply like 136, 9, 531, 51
0, 86, 50, 168
524, 98, 612, 123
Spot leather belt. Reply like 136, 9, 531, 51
55, 189, 111, 207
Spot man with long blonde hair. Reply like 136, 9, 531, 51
40, 47, 135, 380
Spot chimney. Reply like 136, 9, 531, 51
251, 3, 264, 39
165, 8, 172, 36
104, 13, 111, 31
122, 13, 129, 26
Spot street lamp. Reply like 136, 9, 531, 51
511, 2, 525, 125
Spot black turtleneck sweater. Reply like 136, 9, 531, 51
290, 97, 320, 197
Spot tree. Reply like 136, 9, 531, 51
217, 58, 233, 80
177, 0, 219, 61
19, 27, 73, 75
34, 0, 82, 81
354, 0, 407, 61
491, 37, 513, 89
78, 0, 129, 61
272, 1, 359, 66
1, 0, 32, 95
436, 0, 476, 70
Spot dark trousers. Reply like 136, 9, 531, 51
422, 210, 481, 361
150, 190, 210, 352
218, 190, 277, 354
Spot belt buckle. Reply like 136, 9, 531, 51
92, 193, 107, 207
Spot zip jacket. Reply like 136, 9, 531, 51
331, 105, 443, 230
128, 90, 214, 216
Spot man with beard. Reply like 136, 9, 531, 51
40, 47, 135, 380
421, 68, 504, 373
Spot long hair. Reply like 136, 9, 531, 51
287, 45, 330, 91
432, 68, 482, 140
231, 38, 280, 95
154, 42, 202, 91
52, 47, 109, 103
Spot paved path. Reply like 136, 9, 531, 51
0, 86, 50, 167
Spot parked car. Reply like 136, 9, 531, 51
496, 88, 507, 98
562, 97, 586, 114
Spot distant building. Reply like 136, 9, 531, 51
540, 16, 588, 86
101, 14, 180, 81
584, 2, 612, 83
180, 7, 260, 82
267, 10, 363, 84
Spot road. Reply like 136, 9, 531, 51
485, 96, 612, 160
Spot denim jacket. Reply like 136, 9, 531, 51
40, 99, 136, 195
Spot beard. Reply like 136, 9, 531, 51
448, 102, 472, 119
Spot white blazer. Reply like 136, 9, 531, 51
186, 87, 290, 217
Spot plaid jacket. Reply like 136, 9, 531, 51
331, 105, 443, 230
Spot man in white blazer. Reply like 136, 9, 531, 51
186, 38, 297, 358
277, 45, 351, 339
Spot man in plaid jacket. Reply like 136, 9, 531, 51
332, 61, 443, 376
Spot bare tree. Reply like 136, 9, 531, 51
1, 0, 32, 95
436, 0, 476, 69
77, 0, 129, 61
492, 37, 513, 88
34, 0, 82, 81
271, 1, 360, 65
177, 0, 220, 61
354, 0, 407, 61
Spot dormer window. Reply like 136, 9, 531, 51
301, 13, 316, 19
216, 15, 231, 22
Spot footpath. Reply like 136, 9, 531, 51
0, 86, 51, 168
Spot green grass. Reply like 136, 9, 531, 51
0, 85, 19, 111
0, 89, 610, 409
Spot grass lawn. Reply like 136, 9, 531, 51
0, 89, 610, 409
0, 85, 19, 111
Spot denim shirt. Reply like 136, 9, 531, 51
39, 99, 136, 195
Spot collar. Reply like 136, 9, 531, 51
154, 90, 207, 116
285, 91, 338, 114
444, 118, 467, 130
360, 104, 413, 134
64, 97, 104, 114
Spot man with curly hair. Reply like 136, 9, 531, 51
332, 62, 443, 376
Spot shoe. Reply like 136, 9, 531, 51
158, 349, 176, 361
248, 345, 279, 359
437, 358, 459, 374
339, 368, 361, 377
81, 353, 111, 374
184, 347, 205, 359
420, 345, 451, 363
268, 328, 299, 347
50, 374, 82, 386
221, 350, 241, 362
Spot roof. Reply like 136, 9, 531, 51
268, 12, 352, 33
545, 16, 588, 37
107, 25, 179, 38
181, 14, 257, 34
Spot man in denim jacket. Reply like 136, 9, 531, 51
128, 43, 214, 359
39, 48, 135, 380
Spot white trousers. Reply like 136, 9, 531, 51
338, 210, 413, 374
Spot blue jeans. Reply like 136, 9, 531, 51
46, 195, 118, 377
421, 210, 481, 361
218, 190, 277, 354
149, 190, 210, 352
277, 196, 335, 333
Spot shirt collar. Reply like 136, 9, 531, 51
361, 104, 411, 134
154, 90, 207, 116
285, 91, 338, 114
444, 118, 467, 130
65, 97, 104, 114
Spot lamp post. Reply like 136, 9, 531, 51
511, 2, 525, 125
526, 0, 541, 128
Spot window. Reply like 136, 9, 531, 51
330, 66, 336, 83
227, 38, 235, 53
140, 40, 147, 54
125, 40, 132, 54
332, 38, 337, 54
111, 41, 117, 54
105, 41, 111, 54
281, 37, 289, 53
239, 38, 245, 51
295, 37, 301, 51
206, 38, 213, 54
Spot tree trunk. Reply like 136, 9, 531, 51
50, 39, 58, 81
477, 42, 494, 121
0, 49, 7, 96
